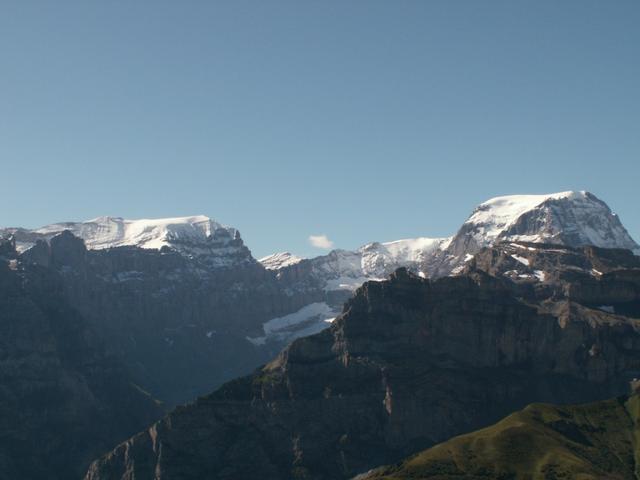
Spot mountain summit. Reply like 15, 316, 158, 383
36, 214, 234, 249
6, 215, 253, 268
441, 191, 638, 274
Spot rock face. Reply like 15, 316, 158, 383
17, 230, 315, 407
0, 234, 16, 257
250, 239, 450, 345
357, 393, 640, 479
2, 216, 343, 405
4, 218, 456, 404
86, 243, 640, 480
0, 238, 162, 480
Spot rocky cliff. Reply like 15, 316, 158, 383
0, 237, 162, 480
85, 242, 640, 480
19, 230, 317, 406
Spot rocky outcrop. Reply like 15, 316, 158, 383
85, 244, 640, 480
0, 235, 16, 258
0, 244, 162, 480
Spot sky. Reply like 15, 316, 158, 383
1, 1, 638, 258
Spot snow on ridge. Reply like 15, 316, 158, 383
461, 190, 638, 251
359, 236, 450, 277
34, 215, 235, 251
465, 191, 587, 240
16, 215, 255, 268
377, 236, 448, 258
259, 252, 304, 270
258, 236, 449, 280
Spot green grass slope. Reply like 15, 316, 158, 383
358, 394, 640, 480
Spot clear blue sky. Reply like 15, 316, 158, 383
1, 1, 638, 258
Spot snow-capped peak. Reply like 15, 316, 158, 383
465, 191, 585, 243
447, 191, 638, 262
259, 252, 304, 270
9, 214, 254, 268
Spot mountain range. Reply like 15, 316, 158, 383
10, 190, 634, 348
1, 190, 639, 479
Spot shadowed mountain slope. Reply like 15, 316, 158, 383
357, 393, 640, 480
85, 242, 640, 480
0, 237, 162, 480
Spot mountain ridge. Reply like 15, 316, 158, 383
3, 191, 636, 269
3, 215, 254, 268
250, 190, 639, 343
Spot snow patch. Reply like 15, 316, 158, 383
534, 270, 546, 281
510, 243, 538, 251
259, 252, 304, 270
247, 302, 339, 345
511, 254, 530, 266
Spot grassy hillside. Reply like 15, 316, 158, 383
359, 394, 640, 480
